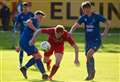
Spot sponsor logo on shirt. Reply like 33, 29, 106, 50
86, 25, 94, 32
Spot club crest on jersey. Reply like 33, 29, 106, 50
85, 18, 87, 22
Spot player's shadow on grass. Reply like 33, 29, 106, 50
29, 79, 64, 82
106, 50, 120, 53
90, 80, 99, 82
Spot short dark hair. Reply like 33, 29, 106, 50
34, 10, 46, 16
81, 1, 91, 9
22, 2, 30, 7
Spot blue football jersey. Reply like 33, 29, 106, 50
20, 17, 40, 43
15, 12, 34, 34
77, 13, 106, 42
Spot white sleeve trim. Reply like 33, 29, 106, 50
26, 19, 32, 23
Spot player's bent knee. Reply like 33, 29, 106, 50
89, 48, 95, 52
87, 48, 95, 56
33, 52, 41, 59
87, 48, 95, 61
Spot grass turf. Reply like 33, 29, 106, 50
0, 31, 120, 82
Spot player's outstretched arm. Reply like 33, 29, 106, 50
101, 20, 110, 39
13, 22, 17, 32
69, 23, 80, 34
27, 19, 37, 32
66, 32, 80, 66
13, 21, 20, 33
33, 29, 41, 39
72, 44, 80, 66
29, 29, 41, 46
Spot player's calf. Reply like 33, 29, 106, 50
49, 64, 59, 79
87, 48, 95, 61
33, 53, 48, 79
48, 53, 63, 79
45, 60, 51, 71
19, 50, 24, 68
43, 57, 52, 71
46, 60, 51, 71
35, 58, 48, 80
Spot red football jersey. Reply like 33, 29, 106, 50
41, 28, 75, 47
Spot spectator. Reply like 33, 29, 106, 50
11, 0, 17, 23
0, 2, 10, 31
0, 2, 2, 19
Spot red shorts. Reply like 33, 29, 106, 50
44, 44, 64, 57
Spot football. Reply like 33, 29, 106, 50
40, 41, 51, 51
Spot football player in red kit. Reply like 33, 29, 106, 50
29, 25, 80, 80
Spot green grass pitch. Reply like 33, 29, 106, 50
0, 32, 120, 82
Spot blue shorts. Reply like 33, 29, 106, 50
85, 39, 101, 55
20, 40, 38, 56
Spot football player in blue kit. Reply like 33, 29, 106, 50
69, 1, 110, 80
14, 2, 34, 68
19, 10, 48, 80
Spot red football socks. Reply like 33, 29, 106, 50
49, 65, 59, 78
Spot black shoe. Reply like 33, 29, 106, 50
85, 70, 95, 81
85, 76, 91, 81
20, 67, 27, 79
42, 74, 48, 80
90, 70, 95, 80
